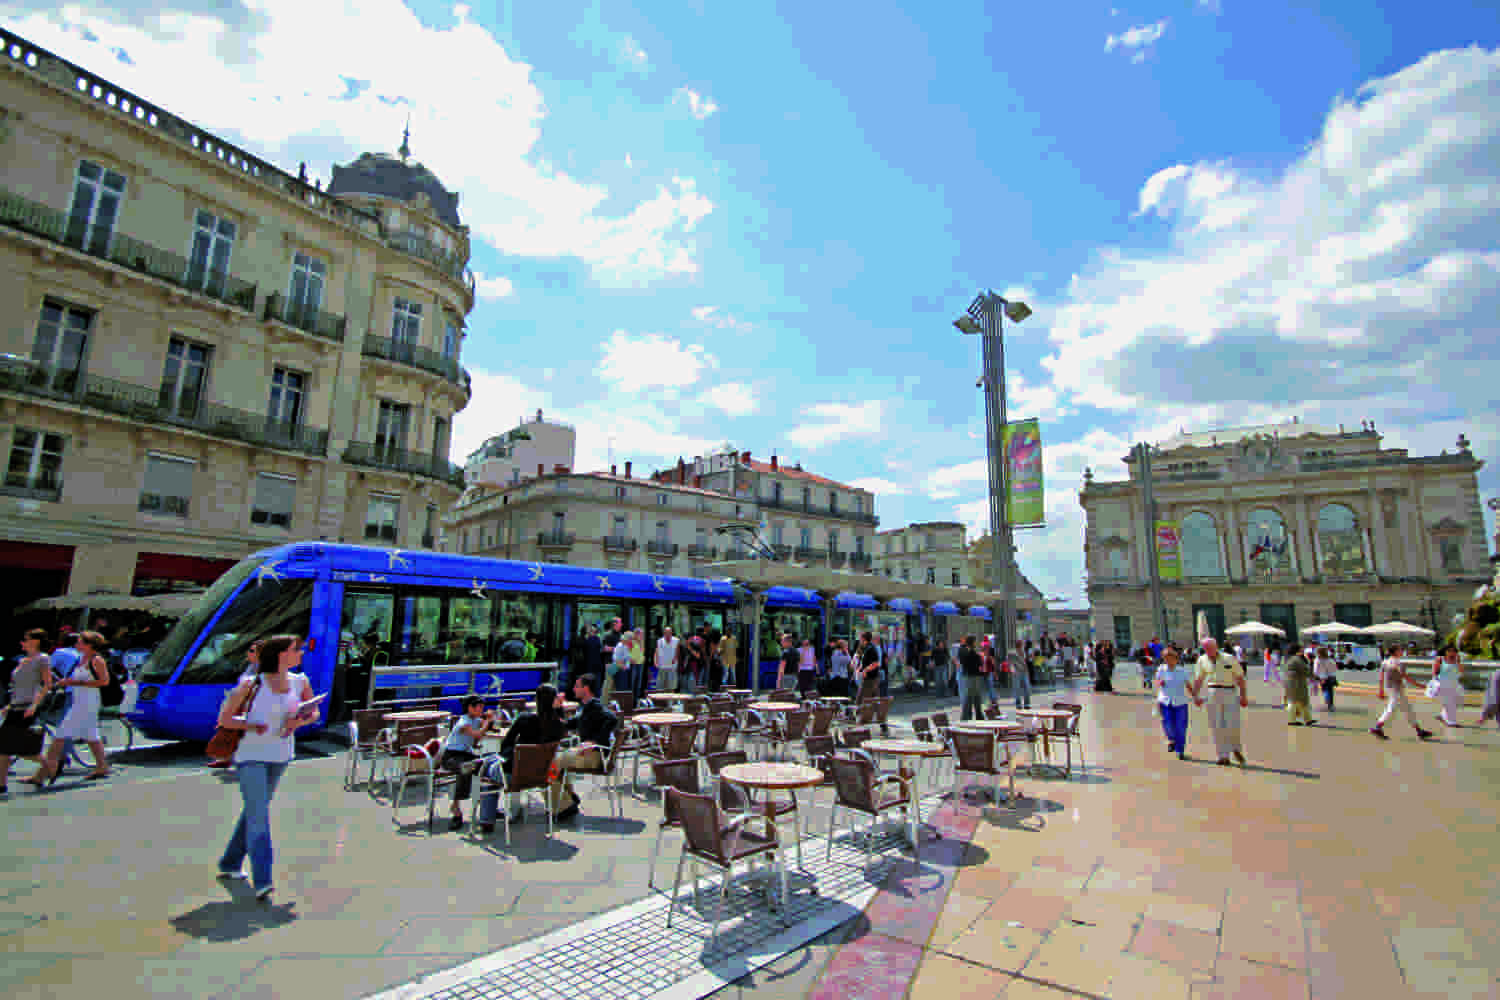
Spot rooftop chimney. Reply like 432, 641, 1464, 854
771, 453, 778, 471
555, 464, 569, 474
694, 475, 703, 488
742, 451, 751, 464
624, 461, 633, 478
536, 408, 543, 422
611, 464, 618, 476
537, 463, 544, 477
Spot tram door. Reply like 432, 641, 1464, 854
643, 603, 673, 693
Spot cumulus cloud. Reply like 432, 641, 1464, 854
674, 87, 720, 120
691, 305, 752, 332
472, 272, 515, 300
1105, 20, 1167, 63
847, 477, 910, 496
786, 401, 884, 449
617, 34, 649, 74
598, 331, 715, 390
10, 2, 712, 285
697, 382, 758, 418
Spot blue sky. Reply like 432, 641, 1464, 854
8, 0, 1499, 603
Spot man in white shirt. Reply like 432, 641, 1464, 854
603, 633, 632, 707
1188, 637, 1248, 766
655, 628, 680, 693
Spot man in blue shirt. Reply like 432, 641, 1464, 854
1155, 645, 1192, 759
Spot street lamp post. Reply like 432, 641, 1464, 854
955, 291, 1030, 658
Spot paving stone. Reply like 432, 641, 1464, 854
907, 952, 1017, 999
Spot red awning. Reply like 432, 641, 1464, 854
133, 552, 238, 585
0, 540, 75, 572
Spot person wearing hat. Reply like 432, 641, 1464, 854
1188, 637, 1248, 766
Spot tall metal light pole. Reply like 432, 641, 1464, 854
955, 291, 1030, 657
1137, 441, 1170, 643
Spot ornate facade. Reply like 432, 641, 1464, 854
1080, 420, 1488, 650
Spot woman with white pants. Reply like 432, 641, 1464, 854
1432, 645, 1464, 727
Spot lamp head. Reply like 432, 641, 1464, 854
1001, 299, 1032, 323
953, 315, 982, 335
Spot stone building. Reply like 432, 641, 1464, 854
873, 521, 969, 586
0, 31, 472, 611
1080, 420, 1489, 651
655, 450, 879, 571
464, 409, 577, 489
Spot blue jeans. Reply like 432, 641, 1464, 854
1014, 669, 1032, 709
1160, 703, 1188, 753
477, 757, 507, 825
219, 760, 288, 890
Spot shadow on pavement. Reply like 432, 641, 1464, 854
1184, 757, 1320, 780
169, 893, 298, 942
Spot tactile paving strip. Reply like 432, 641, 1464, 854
369, 795, 946, 1000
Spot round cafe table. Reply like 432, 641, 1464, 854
718, 761, 825, 910
384, 710, 449, 724
862, 738, 948, 843
648, 692, 694, 703
1013, 708, 1075, 774
747, 701, 799, 713
632, 711, 694, 727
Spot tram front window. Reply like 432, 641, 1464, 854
175, 578, 314, 685
137, 557, 261, 683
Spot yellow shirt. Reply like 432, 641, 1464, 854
1194, 653, 1244, 688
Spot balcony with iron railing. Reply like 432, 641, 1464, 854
772, 544, 793, 560
793, 546, 824, 562
342, 441, 466, 489
362, 334, 469, 392
537, 530, 576, 548
262, 291, 346, 343
848, 553, 873, 571
0, 186, 257, 311
687, 544, 717, 560
827, 550, 848, 567
647, 540, 680, 557
0, 358, 328, 456
603, 535, 638, 552
0, 476, 63, 502
384, 230, 473, 290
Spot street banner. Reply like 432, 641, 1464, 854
1155, 520, 1182, 581
1003, 418, 1045, 525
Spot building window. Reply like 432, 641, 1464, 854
656, 520, 669, 543
461, 528, 469, 553
925, 533, 936, 551
250, 473, 295, 529
951, 569, 961, 586
69, 159, 126, 255
375, 401, 410, 459
5, 428, 64, 495
771, 522, 784, 546
855, 495, 864, 514
799, 526, 811, 549
614, 485, 627, 499
1113, 615, 1133, 651
828, 529, 839, 552
186, 209, 236, 295
901, 568, 910, 581
771, 481, 782, 504
657, 493, 669, 506
552, 511, 566, 535
1440, 537, 1463, 573
1181, 511, 1224, 578
289, 252, 326, 313
802, 486, 811, 508
926, 567, 936, 584
158, 337, 211, 418
268, 368, 305, 430
423, 504, 438, 547
391, 297, 422, 347
1317, 503, 1368, 576
31, 301, 91, 393
830, 491, 838, 514
139, 453, 195, 517
855, 535, 865, 556
696, 526, 708, 548
734, 504, 742, 519
365, 493, 400, 541
613, 514, 627, 537
433, 416, 450, 460
443, 321, 459, 360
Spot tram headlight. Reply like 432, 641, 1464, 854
138, 685, 160, 702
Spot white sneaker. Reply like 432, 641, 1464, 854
216, 869, 248, 881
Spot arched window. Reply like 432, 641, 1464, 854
1103, 547, 1130, 580
1246, 508, 1292, 578
1317, 503, 1367, 576
1180, 512, 1223, 578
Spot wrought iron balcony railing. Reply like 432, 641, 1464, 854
538, 531, 576, 547
262, 292, 346, 342
0, 478, 62, 502
793, 546, 823, 562
342, 441, 466, 489
647, 540, 679, 557
362, 334, 468, 389
603, 535, 638, 552
848, 553, 873, 570
687, 544, 717, 560
0, 186, 257, 311
0, 359, 328, 456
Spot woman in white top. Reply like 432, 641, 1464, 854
1312, 647, 1338, 712
1432, 645, 1464, 727
215, 634, 318, 900
30, 630, 112, 784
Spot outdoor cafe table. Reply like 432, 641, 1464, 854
631, 712, 694, 727
1013, 708, 1075, 773
384, 710, 449, 725
862, 738, 948, 843
647, 692, 694, 704
717, 761, 825, 909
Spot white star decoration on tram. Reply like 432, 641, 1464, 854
529, 564, 545, 581
369, 574, 387, 583
596, 576, 613, 589
387, 550, 412, 570
651, 577, 666, 592
254, 561, 283, 585
471, 578, 487, 599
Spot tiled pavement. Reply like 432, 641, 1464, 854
2, 677, 1497, 999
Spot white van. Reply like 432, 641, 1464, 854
1330, 641, 1381, 669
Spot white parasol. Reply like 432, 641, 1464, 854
1225, 621, 1287, 637
1299, 621, 1362, 636
1196, 610, 1210, 642
1359, 621, 1435, 638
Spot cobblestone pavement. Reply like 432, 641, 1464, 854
1, 676, 1495, 999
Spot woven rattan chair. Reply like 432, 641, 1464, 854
382, 720, 440, 814
838, 726, 872, 749
803, 735, 838, 791
854, 700, 878, 726
948, 728, 1026, 803
560, 727, 622, 819
1051, 701, 1084, 775
471, 740, 561, 843
346, 708, 389, 789
873, 697, 895, 737
701, 715, 735, 756
635, 722, 701, 789
649, 758, 702, 890
826, 752, 914, 866
664, 789, 783, 940
909, 716, 934, 742
982, 703, 1004, 721
766, 710, 810, 760
706, 749, 803, 870
808, 706, 838, 738
610, 691, 638, 715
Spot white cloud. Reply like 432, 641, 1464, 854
698, 382, 758, 418
450, 369, 553, 461
617, 34, 649, 74
472, 272, 515, 300
786, 401, 884, 449
674, 87, 720, 121
691, 305, 752, 332
598, 331, 715, 390
925, 460, 987, 501
847, 477, 910, 496
10, 2, 712, 285
1105, 20, 1167, 62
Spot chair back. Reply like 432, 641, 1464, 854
668, 788, 728, 864
396, 720, 440, 750
932, 711, 951, 729
510, 741, 561, 792
612, 691, 637, 714
707, 749, 750, 812
839, 726, 872, 749
950, 729, 997, 774
707, 696, 736, 717
1041, 713, 1072, 736
910, 716, 933, 741
828, 753, 877, 811
651, 758, 702, 826
809, 706, 837, 737
804, 735, 837, 783
662, 722, 701, 759
683, 696, 708, 717
703, 716, 735, 755
874, 697, 893, 725
783, 710, 810, 740
498, 697, 527, 717
772, 689, 800, 704
1054, 701, 1083, 734
982, 703, 1003, 720
353, 709, 389, 744
855, 701, 878, 725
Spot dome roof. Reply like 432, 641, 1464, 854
327, 152, 461, 228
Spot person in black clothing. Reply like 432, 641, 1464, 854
475, 685, 569, 832
775, 634, 799, 691
855, 632, 882, 702
554, 673, 617, 820
1094, 640, 1115, 692
958, 635, 986, 721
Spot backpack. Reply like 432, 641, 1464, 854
100, 654, 128, 708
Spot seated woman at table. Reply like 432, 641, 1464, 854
441, 696, 500, 831
475, 684, 567, 833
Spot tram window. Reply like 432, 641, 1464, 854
139, 557, 261, 683
447, 594, 491, 663
342, 591, 394, 669
762, 609, 818, 660
395, 594, 445, 665
176, 578, 313, 684
494, 594, 557, 663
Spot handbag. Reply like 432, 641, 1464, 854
1423, 678, 1442, 700
205, 678, 261, 761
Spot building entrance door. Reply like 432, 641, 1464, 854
1192, 604, 1226, 644
1259, 603, 1297, 648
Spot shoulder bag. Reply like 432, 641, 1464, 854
205, 677, 262, 761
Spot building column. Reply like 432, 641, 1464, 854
1369, 488, 1393, 577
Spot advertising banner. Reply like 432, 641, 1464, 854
1002, 418, 1045, 526
1155, 520, 1182, 581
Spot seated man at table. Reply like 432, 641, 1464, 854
476, 683, 569, 833
554, 673, 618, 821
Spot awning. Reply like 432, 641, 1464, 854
133, 552, 239, 585
931, 601, 960, 616
0, 539, 74, 572
967, 606, 993, 620
835, 592, 879, 611
886, 597, 919, 613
